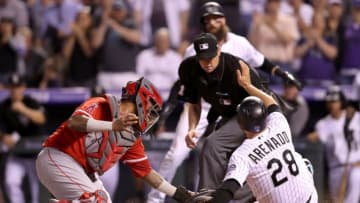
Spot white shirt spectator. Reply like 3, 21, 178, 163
136, 48, 181, 99
0, 0, 28, 27
130, 0, 190, 47
280, 1, 314, 27
239, 0, 266, 16
42, 0, 83, 36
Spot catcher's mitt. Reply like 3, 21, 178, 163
185, 189, 216, 203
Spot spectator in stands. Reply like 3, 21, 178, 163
28, 0, 53, 43
0, 17, 18, 88
311, 0, 328, 16
326, 0, 345, 75
238, 0, 265, 35
20, 27, 47, 87
339, 0, 360, 83
37, 56, 62, 89
307, 85, 360, 203
281, 0, 314, 34
281, 81, 309, 137
92, 0, 141, 90
41, 0, 82, 54
62, 7, 98, 87
0, 0, 29, 28
91, 0, 112, 28
130, 0, 190, 52
136, 28, 181, 100
0, 74, 46, 203
248, 0, 299, 77
295, 12, 338, 85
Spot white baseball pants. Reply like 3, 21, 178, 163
36, 147, 111, 203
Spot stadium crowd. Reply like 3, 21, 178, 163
1, 0, 360, 90
0, 0, 360, 202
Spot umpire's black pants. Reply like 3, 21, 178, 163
199, 116, 255, 203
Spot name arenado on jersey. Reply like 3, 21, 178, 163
249, 131, 290, 164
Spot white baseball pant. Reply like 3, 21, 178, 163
36, 147, 111, 203
147, 102, 210, 203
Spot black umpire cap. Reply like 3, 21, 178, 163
193, 33, 218, 59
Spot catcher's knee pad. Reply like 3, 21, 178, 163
49, 189, 109, 203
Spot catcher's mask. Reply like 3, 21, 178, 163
122, 77, 163, 135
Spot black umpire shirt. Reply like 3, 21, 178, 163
179, 52, 266, 118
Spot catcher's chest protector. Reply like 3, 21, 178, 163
85, 94, 137, 175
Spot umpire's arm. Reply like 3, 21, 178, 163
188, 102, 201, 131
185, 102, 202, 149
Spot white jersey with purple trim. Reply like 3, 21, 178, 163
224, 111, 317, 203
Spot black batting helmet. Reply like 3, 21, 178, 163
324, 85, 346, 108
200, 2, 225, 23
236, 96, 267, 133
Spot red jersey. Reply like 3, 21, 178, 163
43, 96, 152, 178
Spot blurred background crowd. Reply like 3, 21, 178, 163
1, 0, 360, 202
1, 0, 360, 90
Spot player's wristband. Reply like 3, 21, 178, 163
157, 180, 177, 197
86, 118, 113, 132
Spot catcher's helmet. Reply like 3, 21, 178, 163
236, 96, 267, 133
122, 77, 163, 134
324, 85, 346, 108
200, 2, 225, 22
